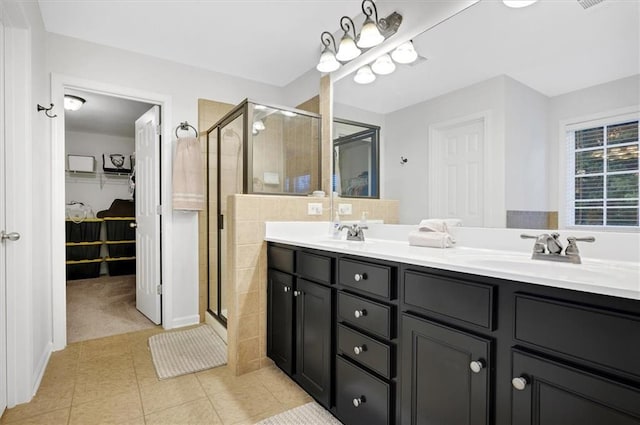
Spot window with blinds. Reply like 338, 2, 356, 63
566, 118, 639, 227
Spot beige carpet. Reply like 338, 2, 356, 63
255, 402, 343, 424
66, 274, 158, 343
149, 324, 227, 379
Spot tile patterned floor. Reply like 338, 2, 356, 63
0, 328, 312, 425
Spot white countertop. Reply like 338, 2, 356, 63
265, 222, 640, 301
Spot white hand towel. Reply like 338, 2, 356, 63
408, 231, 455, 248
418, 218, 462, 233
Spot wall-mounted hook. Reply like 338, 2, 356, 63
37, 103, 57, 118
400, 156, 408, 165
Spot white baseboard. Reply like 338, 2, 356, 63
32, 342, 53, 398
167, 315, 200, 329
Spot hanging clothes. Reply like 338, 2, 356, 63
172, 136, 204, 211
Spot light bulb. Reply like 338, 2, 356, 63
336, 34, 361, 62
357, 18, 384, 48
316, 48, 340, 73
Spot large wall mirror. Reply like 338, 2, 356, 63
332, 0, 639, 229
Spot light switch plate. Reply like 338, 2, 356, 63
338, 203, 353, 215
307, 203, 323, 215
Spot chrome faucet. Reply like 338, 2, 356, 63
339, 224, 367, 241
521, 233, 595, 264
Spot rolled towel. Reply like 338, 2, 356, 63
408, 231, 455, 248
418, 218, 462, 233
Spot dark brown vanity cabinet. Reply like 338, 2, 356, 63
266, 244, 334, 409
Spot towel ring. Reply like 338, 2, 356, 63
175, 121, 198, 138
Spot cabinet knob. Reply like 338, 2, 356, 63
283, 286, 291, 293
352, 396, 366, 407
354, 309, 367, 319
469, 360, 485, 373
512, 376, 528, 391
354, 273, 367, 282
293, 290, 302, 297
129, 222, 137, 228
353, 345, 367, 355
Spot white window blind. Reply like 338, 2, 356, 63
566, 117, 639, 228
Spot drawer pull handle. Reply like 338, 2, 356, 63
352, 396, 366, 407
353, 345, 367, 355
354, 273, 367, 282
469, 360, 485, 373
283, 286, 291, 293
512, 376, 528, 391
293, 290, 303, 297
354, 309, 367, 319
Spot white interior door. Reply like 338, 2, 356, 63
0, 15, 7, 416
430, 119, 485, 226
134, 106, 161, 324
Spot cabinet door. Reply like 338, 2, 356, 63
401, 314, 490, 425
267, 270, 294, 375
512, 350, 640, 425
295, 278, 332, 408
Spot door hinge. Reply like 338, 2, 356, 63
157, 284, 162, 295
157, 205, 162, 215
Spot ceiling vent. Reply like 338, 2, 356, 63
577, 0, 605, 9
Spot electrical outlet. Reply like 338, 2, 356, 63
338, 203, 352, 215
307, 203, 323, 215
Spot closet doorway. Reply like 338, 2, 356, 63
63, 89, 159, 343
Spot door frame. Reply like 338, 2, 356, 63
428, 110, 505, 227
50, 74, 173, 350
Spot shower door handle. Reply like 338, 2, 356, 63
218, 214, 224, 230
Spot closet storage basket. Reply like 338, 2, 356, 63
66, 258, 102, 280
66, 241, 102, 261
65, 219, 103, 242
106, 241, 135, 258
104, 217, 136, 241
106, 257, 136, 276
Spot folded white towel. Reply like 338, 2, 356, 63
418, 218, 462, 233
408, 231, 455, 248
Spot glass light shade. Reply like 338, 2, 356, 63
371, 54, 396, 75
354, 65, 376, 84
336, 35, 361, 62
64, 95, 86, 111
357, 18, 384, 48
503, 0, 539, 7
316, 48, 340, 73
391, 41, 418, 64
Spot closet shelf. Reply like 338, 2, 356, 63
66, 170, 132, 189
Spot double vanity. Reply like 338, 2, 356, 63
265, 222, 640, 425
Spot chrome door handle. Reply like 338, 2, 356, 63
129, 222, 137, 228
0, 231, 20, 242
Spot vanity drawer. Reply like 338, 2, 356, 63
515, 294, 640, 378
296, 251, 333, 285
338, 292, 392, 339
339, 258, 391, 299
267, 244, 294, 274
336, 356, 390, 425
403, 270, 494, 330
338, 323, 392, 378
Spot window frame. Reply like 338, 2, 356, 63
560, 108, 639, 232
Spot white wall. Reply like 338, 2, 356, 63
46, 33, 287, 328
65, 131, 134, 213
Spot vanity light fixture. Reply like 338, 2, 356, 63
281, 110, 297, 117
316, 0, 402, 73
391, 40, 418, 64
503, 0, 539, 8
354, 65, 376, 84
316, 32, 341, 73
64, 95, 86, 111
371, 53, 396, 75
336, 16, 361, 62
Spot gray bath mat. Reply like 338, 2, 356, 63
149, 325, 227, 379
255, 402, 342, 424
